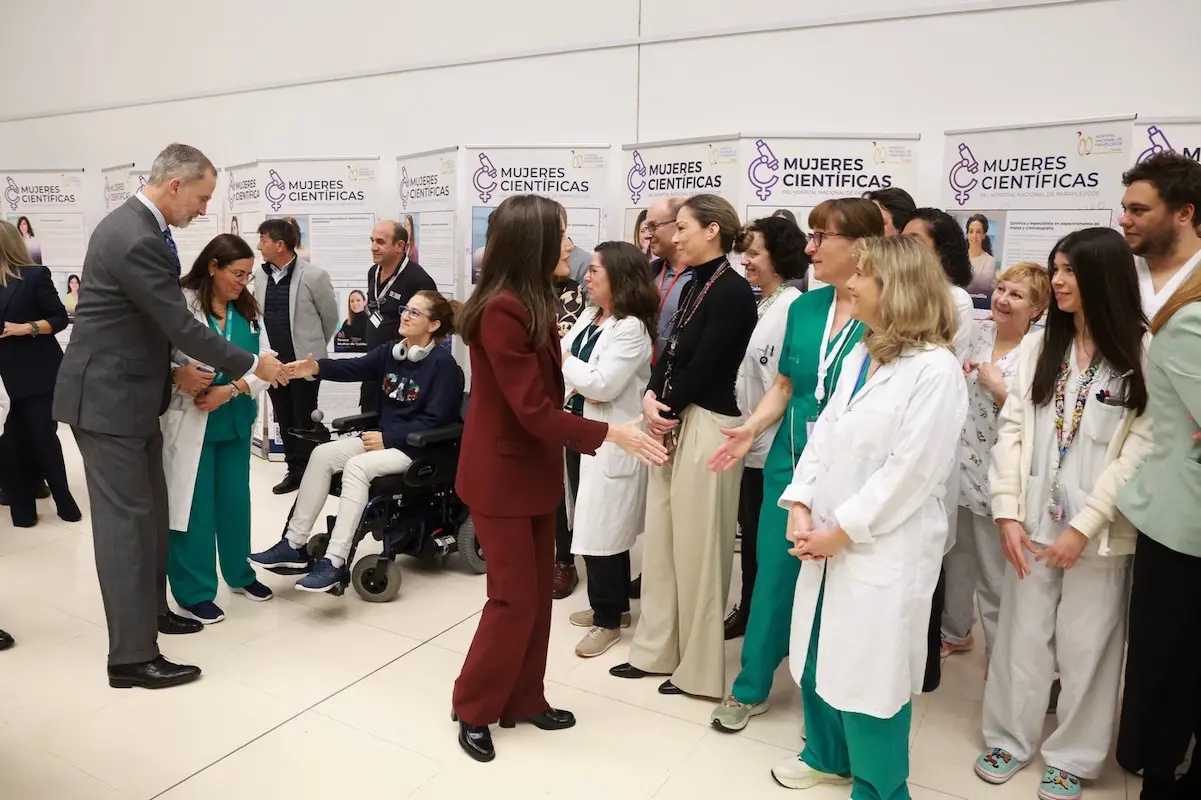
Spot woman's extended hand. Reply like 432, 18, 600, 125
998, 518, 1039, 578
642, 391, 679, 437
707, 425, 754, 472
1036, 527, 1088, 570
607, 416, 669, 467
287, 353, 320, 380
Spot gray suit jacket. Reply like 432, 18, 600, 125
53, 197, 256, 438
252, 258, 339, 375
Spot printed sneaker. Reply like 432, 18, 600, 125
249, 539, 309, 570
974, 748, 1027, 784
940, 634, 974, 657
710, 695, 770, 733
574, 626, 621, 658
231, 580, 273, 601
770, 754, 851, 790
180, 601, 225, 624
568, 609, 631, 628
1038, 768, 1082, 800
295, 558, 346, 593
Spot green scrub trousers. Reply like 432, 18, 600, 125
731, 286, 863, 705
800, 571, 912, 800
167, 399, 257, 608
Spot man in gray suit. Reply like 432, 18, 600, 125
254, 218, 339, 493
54, 143, 284, 690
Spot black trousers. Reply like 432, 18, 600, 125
0, 391, 77, 525
268, 378, 322, 473
585, 551, 632, 629
1118, 532, 1201, 798
736, 467, 765, 614
922, 567, 947, 693
554, 449, 582, 566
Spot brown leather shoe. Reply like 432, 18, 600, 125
552, 563, 578, 599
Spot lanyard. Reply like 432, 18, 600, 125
656, 263, 688, 312
849, 354, 872, 400
1048, 352, 1102, 523
814, 299, 861, 407
370, 257, 409, 306
572, 320, 604, 359
670, 261, 728, 343
206, 310, 234, 382
757, 284, 786, 319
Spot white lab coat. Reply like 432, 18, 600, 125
160, 289, 269, 532
943, 285, 976, 552
561, 309, 653, 556
736, 285, 801, 469
0, 373, 8, 434
780, 343, 968, 718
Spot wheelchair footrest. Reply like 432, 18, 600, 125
264, 565, 311, 576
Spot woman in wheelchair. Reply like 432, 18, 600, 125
249, 290, 464, 592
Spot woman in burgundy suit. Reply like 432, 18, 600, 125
451, 194, 667, 762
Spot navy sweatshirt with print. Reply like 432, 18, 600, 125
318, 342, 464, 454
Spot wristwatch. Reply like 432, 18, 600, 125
228, 383, 242, 400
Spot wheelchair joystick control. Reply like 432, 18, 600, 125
311, 410, 324, 424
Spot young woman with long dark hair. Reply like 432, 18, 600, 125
450, 195, 666, 763
976, 227, 1151, 799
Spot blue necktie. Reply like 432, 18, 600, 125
162, 227, 181, 276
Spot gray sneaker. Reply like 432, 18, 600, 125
710, 695, 770, 732
575, 626, 621, 658
569, 609, 631, 628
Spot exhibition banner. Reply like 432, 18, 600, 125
739, 133, 920, 226
397, 146, 458, 290
464, 145, 610, 284
620, 135, 740, 242
102, 163, 134, 214
1132, 117, 1201, 165
941, 116, 1135, 309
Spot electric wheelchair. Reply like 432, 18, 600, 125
263, 395, 484, 602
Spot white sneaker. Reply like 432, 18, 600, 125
710, 695, 770, 732
771, 754, 851, 790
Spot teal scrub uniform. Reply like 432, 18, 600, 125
166, 306, 260, 608
730, 286, 864, 704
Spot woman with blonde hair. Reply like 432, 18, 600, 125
769, 234, 967, 796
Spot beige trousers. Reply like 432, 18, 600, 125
629, 405, 744, 698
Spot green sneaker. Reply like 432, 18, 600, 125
1038, 767, 1082, 800
974, 748, 1027, 784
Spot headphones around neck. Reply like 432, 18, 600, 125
393, 340, 436, 363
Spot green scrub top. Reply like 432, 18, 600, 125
762, 285, 865, 489
203, 304, 259, 443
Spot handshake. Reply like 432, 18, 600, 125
253, 352, 321, 385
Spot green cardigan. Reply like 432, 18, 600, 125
1118, 302, 1201, 557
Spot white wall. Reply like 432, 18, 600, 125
0, 0, 1198, 211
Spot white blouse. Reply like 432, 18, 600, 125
736, 285, 801, 469
958, 322, 1021, 516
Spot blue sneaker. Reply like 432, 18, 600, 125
249, 539, 309, 570
231, 580, 273, 602
180, 601, 225, 624
295, 558, 345, 593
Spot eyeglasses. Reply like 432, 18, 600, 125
223, 267, 252, 282
645, 218, 676, 233
399, 305, 430, 319
809, 231, 852, 247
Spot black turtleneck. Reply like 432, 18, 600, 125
647, 255, 757, 417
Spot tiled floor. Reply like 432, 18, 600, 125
0, 437, 1144, 799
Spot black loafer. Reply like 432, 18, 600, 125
108, 656, 201, 689
0, 629, 14, 651
609, 662, 667, 680
658, 679, 684, 695
500, 708, 576, 730
272, 473, 303, 495
158, 611, 203, 635
451, 711, 495, 762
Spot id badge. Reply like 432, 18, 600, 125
806, 417, 817, 438
368, 311, 383, 329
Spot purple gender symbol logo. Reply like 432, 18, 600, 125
4, 178, 19, 211
948, 142, 980, 206
265, 169, 286, 211
399, 166, 410, 210
747, 139, 780, 202
627, 150, 647, 204
473, 154, 498, 204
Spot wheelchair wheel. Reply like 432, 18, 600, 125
457, 517, 486, 575
307, 533, 330, 561
351, 557, 402, 603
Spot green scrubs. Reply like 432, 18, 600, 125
730, 286, 864, 703
801, 570, 912, 800
166, 306, 260, 608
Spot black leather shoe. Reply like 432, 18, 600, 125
158, 612, 203, 635
609, 662, 668, 680
724, 605, 748, 640
36, 482, 51, 500
272, 473, 303, 495
658, 679, 684, 695
0, 629, 13, 651
451, 711, 495, 762
500, 708, 576, 730
628, 575, 642, 599
108, 656, 201, 689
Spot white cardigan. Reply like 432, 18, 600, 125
989, 328, 1153, 557
160, 290, 269, 532
737, 285, 801, 469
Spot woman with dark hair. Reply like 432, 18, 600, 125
633, 208, 652, 255
64, 274, 81, 318
161, 234, 274, 623
707, 198, 882, 733
723, 216, 808, 640
975, 228, 1150, 797
864, 187, 917, 237
560, 241, 660, 658
967, 214, 997, 293
450, 195, 666, 762
15, 216, 42, 264
334, 289, 369, 352
0, 220, 79, 526
609, 193, 758, 701
404, 214, 420, 264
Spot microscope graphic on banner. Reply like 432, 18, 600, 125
747, 139, 780, 202
627, 150, 647, 204
473, 154, 497, 204
399, 166, 410, 210
265, 169, 287, 212
1137, 125, 1173, 164
4, 178, 18, 212
948, 142, 980, 205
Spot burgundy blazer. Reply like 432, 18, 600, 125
457, 291, 608, 518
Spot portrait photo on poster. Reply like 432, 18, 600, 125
333, 286, 370, 354
949, 209, 1007, 309
266, 213, 311, 262
401, 212, 421, 265
15, 215, 44, 265
61, 272, 81, 322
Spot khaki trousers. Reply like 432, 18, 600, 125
629, 405, 743, 698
